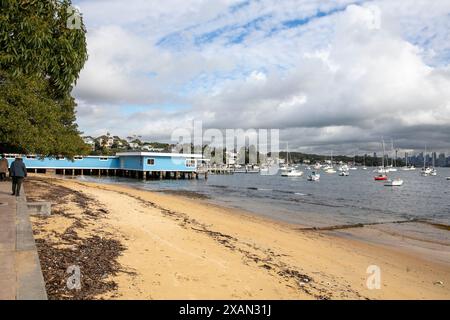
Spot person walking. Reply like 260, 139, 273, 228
0, 154, 8, 181
10, 156, 27, 196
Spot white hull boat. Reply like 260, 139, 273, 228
307, 172, 320, 181
281, 169, 304, 177
374, 167, 388, 174
384, 179, 404, 187
339, 171, 349, 176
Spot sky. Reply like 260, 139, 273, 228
72, 0, 450, 155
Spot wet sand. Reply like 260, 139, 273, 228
25, 176, 450, 300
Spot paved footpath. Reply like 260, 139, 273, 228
0, 181, 47, 300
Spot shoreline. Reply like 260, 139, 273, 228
71, 175, 450, 267
25, 175, 450, 300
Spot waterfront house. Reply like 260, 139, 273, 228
4, 152, 205, 180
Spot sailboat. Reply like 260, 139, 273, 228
362, 155, 368, 170
421, 145, 432, 176
280, 142, 292, 175
374, 139, 388, 180
349, 155, 358, 170
281, 142, 303, 177
324, 151, 337, 173
386, 140, 397, 172
402, 152, 416, 171
430, 152, 437, 176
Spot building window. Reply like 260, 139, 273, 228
147, 158, 155, 166
74, 156, 84, 161
26, 155, 37, 160
56, 156, 65, 160
186, 159, 196, 168
99, 157, 108, 161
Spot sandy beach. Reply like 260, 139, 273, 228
25, 176, 450, 300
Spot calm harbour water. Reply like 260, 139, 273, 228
77, 167, 450, 228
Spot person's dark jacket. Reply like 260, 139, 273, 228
10, 159, 27, 178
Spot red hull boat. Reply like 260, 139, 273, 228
374, 175, 388, 181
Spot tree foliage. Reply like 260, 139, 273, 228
0, 0, 89, 157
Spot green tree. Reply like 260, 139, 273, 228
0, 0, 88, 158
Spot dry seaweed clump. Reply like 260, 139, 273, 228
25, 178, 128, 300
36, 236, 126, 300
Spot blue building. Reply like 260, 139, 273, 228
4, 152, 206, 179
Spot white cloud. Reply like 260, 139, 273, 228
73, 0, 450, 153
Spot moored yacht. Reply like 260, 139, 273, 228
402, 153, 416, 171
421, 167, 432, 176
386, 165, 397, 172
324, 152, 336, 173
374, 138, 388, 176
324, 167, 337, 174
374, 167, 388, 174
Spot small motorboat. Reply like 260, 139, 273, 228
384, 179, 404, 187
281, 168, 304, 177
447, 177, 450, 180
374, 174, 388, 181
339, 171, 349, 176
307, 172, 320, 181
